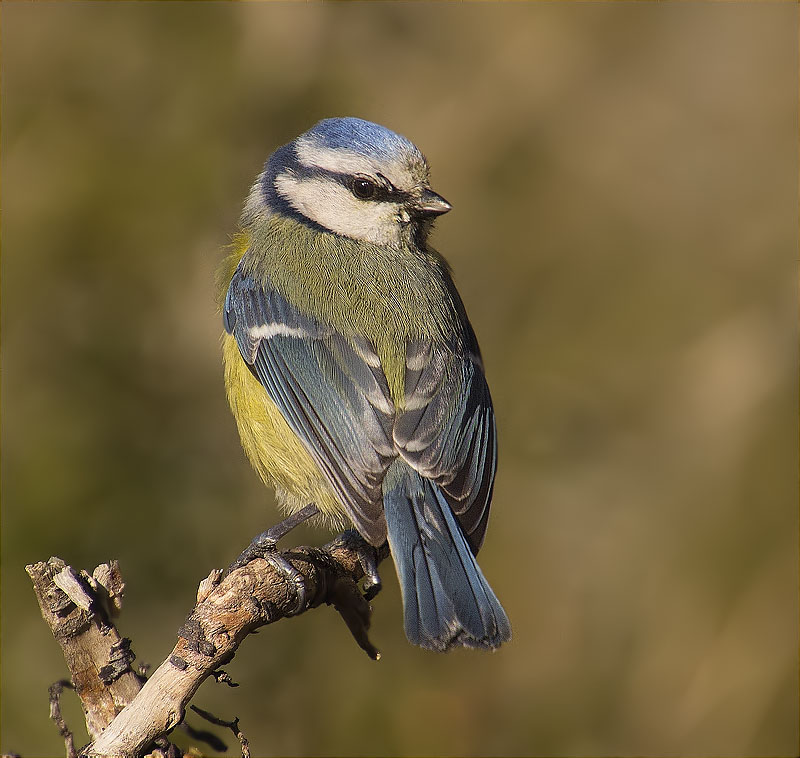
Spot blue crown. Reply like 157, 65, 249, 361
303, 117, 421, 163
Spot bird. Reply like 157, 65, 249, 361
219, 116, 511, 652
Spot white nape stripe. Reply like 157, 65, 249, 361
241, 170, 274, 227
248, 323, 310, 341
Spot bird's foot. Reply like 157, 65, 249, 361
225, 504, 319, 614
357, 540, 383, 602
329, 529, 385, 601
320, 530, 389, 659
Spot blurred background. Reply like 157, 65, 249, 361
2, 2, 797, 756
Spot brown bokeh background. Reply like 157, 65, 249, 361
2, 2, 797, 756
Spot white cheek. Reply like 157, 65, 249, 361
274, 174, 401, 246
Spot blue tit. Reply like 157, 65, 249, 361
220, 117, 511, 651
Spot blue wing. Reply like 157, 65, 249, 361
224, 267, 396, 544
224, 266, 496, 554
394, 334, 497, 554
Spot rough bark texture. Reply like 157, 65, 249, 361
28, 533, 387, 758
26, 559, 143, 740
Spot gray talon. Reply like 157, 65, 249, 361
262, 552, 307, 615
226, 505, 320, 613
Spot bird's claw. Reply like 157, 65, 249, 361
226, 505, 320, 614
330, 530, 384, 601
358, 545, 383, 602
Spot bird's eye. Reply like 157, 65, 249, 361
350, 176, 377, 200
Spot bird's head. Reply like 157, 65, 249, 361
243, 117, 451, 248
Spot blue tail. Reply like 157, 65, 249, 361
383, 462, 511, 651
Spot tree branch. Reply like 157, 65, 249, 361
27, 532, 388, 757
26, 559, 142, 742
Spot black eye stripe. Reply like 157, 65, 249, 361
348, 175, 413, 204
301, 166, 412, 204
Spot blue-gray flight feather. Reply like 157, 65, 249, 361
383, 461, 511, 651
395, 338, 497, 554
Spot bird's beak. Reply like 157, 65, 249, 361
415, 188, 452, 217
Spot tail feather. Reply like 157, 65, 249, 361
384, 463, 511, 651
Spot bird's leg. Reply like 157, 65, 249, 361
225, 504, 319, 614
254, 503, 321, 546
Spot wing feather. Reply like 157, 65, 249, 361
396, 338, 497, 554
225, 266, 497, 554
225, 267, 395, 544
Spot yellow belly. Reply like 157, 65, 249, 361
222, 333, 348, 530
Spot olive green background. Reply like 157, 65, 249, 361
2, 2, 797, 756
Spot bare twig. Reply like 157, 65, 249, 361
48, 680, 78, 758
29, 531, 388, 757
191, 705, 251, 758
180, 715, 229, 753
210, 669, 239, 687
